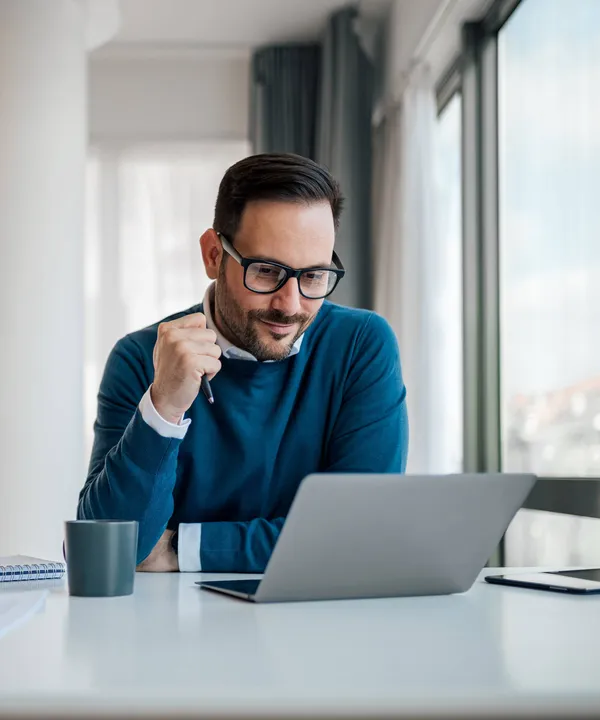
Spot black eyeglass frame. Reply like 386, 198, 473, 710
217, 232, 346, 299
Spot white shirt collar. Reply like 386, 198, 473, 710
202, 283, 304, 362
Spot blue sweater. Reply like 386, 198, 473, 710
78, 301, 409, 571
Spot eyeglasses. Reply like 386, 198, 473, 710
217, 233, 345, 300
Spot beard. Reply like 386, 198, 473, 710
214, 265, 316, 362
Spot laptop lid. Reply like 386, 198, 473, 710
252, 473, 536, 603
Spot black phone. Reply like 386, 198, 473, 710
485, 568, 600, 594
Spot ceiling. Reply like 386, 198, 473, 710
112, 0, 390, 47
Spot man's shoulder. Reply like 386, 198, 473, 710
318, 300, 372, 326
115, 303, 204, 358
314, 304, 401, 385
316, 302, 395, 345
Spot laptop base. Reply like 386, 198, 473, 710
197, 579, 261, 601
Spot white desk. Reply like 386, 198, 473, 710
0, 569, 599, 718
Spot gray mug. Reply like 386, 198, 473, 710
64, 520, 138, 597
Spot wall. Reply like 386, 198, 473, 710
88, 49, 250, 143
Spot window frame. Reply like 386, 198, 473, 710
435, 0, 600, 564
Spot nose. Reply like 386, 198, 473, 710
270, 277, 302, 316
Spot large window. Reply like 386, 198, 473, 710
498, 0, 600, 564
499, 0, 600, 477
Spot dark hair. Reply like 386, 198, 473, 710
213, 153, 344, 240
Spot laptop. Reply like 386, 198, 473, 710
197, 472, 536, 603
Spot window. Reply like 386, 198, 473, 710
498, 0, 600, 564
499, 0, 600, 477
433, 93, 463, 472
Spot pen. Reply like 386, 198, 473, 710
201, 374, 214, 405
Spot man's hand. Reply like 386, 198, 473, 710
151, 312, 222, 424
137, 529, 179, 572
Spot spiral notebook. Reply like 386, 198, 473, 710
0, 555, 66, 583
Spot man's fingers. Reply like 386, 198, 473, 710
158, 326, 217, 348
164, 312, 207, 330
177, 339, 222, 360
197, 356, 222, 379
194, 342, 222, 360
174, 328, 218, 346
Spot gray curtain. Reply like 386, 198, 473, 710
317, 7, 374, 309
250, 45, 321, 158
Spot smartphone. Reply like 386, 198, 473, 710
485, 568, 600, 594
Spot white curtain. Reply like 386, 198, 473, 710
84, 141, 250, 459
374, 63, 446, 473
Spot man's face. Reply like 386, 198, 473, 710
214, 200, 335, 362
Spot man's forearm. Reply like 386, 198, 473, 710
79, 409, 183, 564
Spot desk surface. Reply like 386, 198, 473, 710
0, 569, 600, 718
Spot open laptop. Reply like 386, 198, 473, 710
197, 472, 536, 603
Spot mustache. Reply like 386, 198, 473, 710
249, 309, 310, 325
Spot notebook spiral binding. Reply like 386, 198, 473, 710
0, 561, 65, 582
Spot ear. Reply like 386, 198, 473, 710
200, 229, 223, 281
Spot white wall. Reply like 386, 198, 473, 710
89, 50, 250, 143
0, 0, 86, 558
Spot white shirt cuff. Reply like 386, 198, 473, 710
139, 387, 191, 439
178, 523, 202, 572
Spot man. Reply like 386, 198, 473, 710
79, 153, 408, 573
